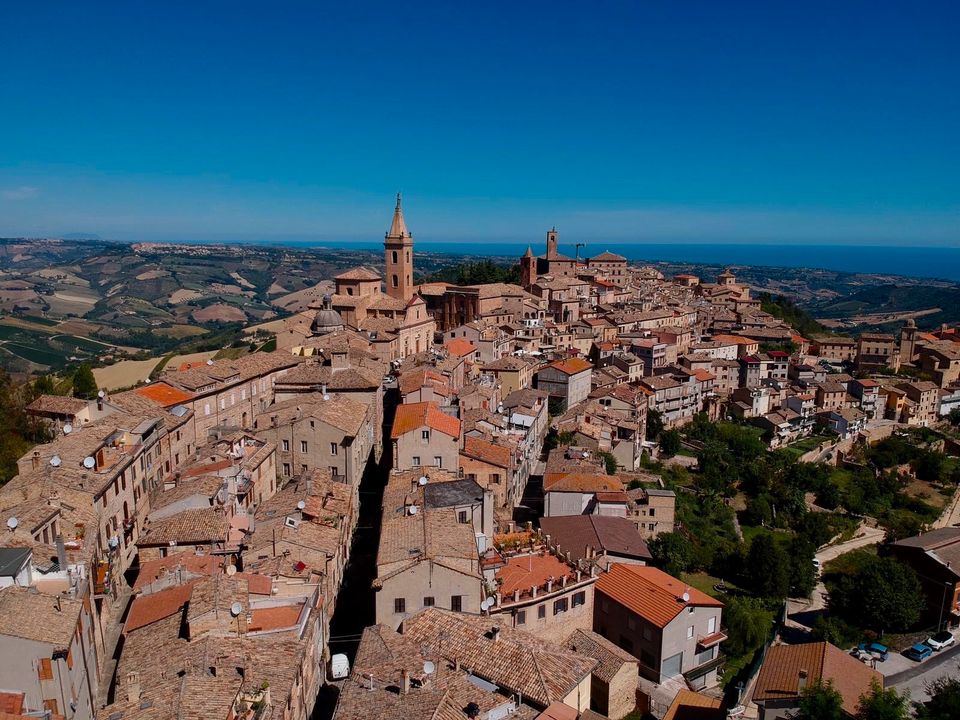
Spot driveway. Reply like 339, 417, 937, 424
890, 643, 960, 703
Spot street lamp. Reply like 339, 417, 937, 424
937, 581, 952, 633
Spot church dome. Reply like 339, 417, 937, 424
311, 295, 343, 335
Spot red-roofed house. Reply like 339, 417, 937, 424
459, 436, 518, 509
594, 564, 725, 689
391, 401, 462, 471
537, 359, 593, 411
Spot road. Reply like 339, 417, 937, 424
933, 488, 960, 529
889, 642, 960, 703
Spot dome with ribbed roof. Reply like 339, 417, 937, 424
311, 295, 344, 335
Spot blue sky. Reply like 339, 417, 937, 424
1, 1, 958, 245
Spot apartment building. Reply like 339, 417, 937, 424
536, 358, 593, 411
391, 401, 462, 471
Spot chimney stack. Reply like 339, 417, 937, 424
401, 669, 410, 694
798, 669, 808, 692
56, 535, 67, 570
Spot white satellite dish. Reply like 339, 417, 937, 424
481, 598, 493, 611
322, 394, 330, 401
225, 565, 237, 576
681, 591, 691, 603
62, 424, 73, 435
6, 517, 18, 530
582, 451, 589, 458
206, 359, 214, 366
423, 661, 436, 675
230, 601, 243, 617
49, 455, 62, 467
296, 500, 306, 511
408, 505, 418, 515
418, 476, 428, 486
98, 390, 105, 398
83, 456, 96, 469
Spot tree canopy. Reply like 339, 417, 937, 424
72, 363, 99, 399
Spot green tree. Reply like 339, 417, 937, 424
659, 429, 681, 457
32, 375, 56, 396
598, 450, 618, 475
722, 596, 774, 657
648, 532, 693, 576
829, 556, 924, 632
646, 408, 664, 441
71, 363, 98, 399
744, 534, 790, 599
856, 680, 910, 720
796, 680, 845, 720
914, 676, 960, 720
913, 451, 944, 482
788, 538, 817, 598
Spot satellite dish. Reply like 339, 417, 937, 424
225, 565, 237, 576
83, 456, 96, 469
582, 451, 589, 458
296, 500, 306, 511
481, 598, 493, 611
418, 476, 428, 486
49, 455, 62, 467
322, 394, 330, 401
230, 602, 243, 617
408, 505, 418, 515
206, 359, 214, 366
682, 591, 691, 603
6, 517, 18, 530
62, 424, 73, 435
422, 661, 436, 675
98, 390, 105, 398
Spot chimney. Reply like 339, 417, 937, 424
56, 535, 67, 570
798, 669, 808, 692
271, 415, 278, 428
401, 669, 410, 694
31, 452, 40, 471
490, 626, 500, 643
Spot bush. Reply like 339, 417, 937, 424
828, 555, 924, 632
648, 532, 693, 576
723, 596, 775, 657
659, 429, 681, 457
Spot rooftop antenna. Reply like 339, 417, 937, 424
575, 242, 586, 262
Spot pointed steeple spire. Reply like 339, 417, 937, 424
387, 192, 409, 238
523, 245, 534, 258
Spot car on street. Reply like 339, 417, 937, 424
904, 643, 934, 662
856, 642, 888, 661
925, 631, 955, 651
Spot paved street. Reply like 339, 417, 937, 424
890, 643, 960, 703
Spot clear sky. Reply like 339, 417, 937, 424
1, 1, 957, 245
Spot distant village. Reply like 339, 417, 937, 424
2, 197, 960, 720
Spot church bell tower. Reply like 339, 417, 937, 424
384, 193, 414, 302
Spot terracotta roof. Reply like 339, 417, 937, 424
495, 551, 573, 596
401, 608, 597, 708
26, 394, 88, 415
0, 693, 23, 716
138, 508, 229, 547
711, 334, 756, 345
545, 357, 593, 375
565, 628, 638, 683
543, 472, 623, 493
752, 641, 882, 716
133, 552, 221, 591
662, 689, 724, 720
125, 582, 195, 633
247, 603, 303, 632
335, 266, 382, 281
391, 401, 461, 439
596, 564, 722, 629
444, 337, 477, 358
539, 515, 650, 564
589, 250, 627, 262
536, 703, 578, 720
461, 436, 512, 468
0, 585, 84, 647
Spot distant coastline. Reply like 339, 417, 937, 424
298, 240, 960, 282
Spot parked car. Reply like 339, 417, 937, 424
926, 631, 955, 651
904, 643, 934, 662
812, 558, 822, 575
857, 642, 888, 661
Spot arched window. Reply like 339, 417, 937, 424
392, 251, 398, 264
392, 274, 399, 288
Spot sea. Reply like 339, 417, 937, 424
293, 240, 960, 282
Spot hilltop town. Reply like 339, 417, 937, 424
1, 198, 959, 720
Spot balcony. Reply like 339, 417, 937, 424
697, 631, 727, 650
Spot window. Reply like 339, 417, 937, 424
412, 456, 421, 466
458, 510, 468, 524
688, 606, 695, 614
204, 403, 211, 416
649, 523, 655, 531
300, 441, 308, 453
394, 598, 406, 614
301, 464, 308, 474
421, 430, 430, 441
538, 604, 546, 620
491, 473, 501, 483
517, 610, 526, 625
708, 616, 717, 634
309, 420, 314, 429
649, 508, 655, 517
434, 456, 442, 468
572, 591, 586, 607
553, 598, 568, 615
687, 625, 694, 639
282, 439, 290, 452
643, 625, 653, 641
38, 658, 53, 681
282, 463, 291, 477
423, 596, 435, 607
451, 595, 462, 612
392, 251, 398, 264
330, 442, 338, 455
330, 466, 339, 476
627, 616, 636, 630
392, 274, 399, 288
600, 598, 609, 614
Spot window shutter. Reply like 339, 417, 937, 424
38, 658, 53, 681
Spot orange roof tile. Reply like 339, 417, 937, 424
596, 564, 722, 629
135, 382, 194, 408
391, 401, 461, 439
0, 692, 23, 716
662, 689, 724, 720
461, 436, 512, 468
546, 358, 593, 375
543, 473, 623, 493
235, 573, 273, 595
694, 369, 716, 382
247, 604, 303, 632
496, 552, 573, 596
133, 552, 220, 590
711, 334, 756, 345
125, 581, 195, 633
445, 337, 478, 358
